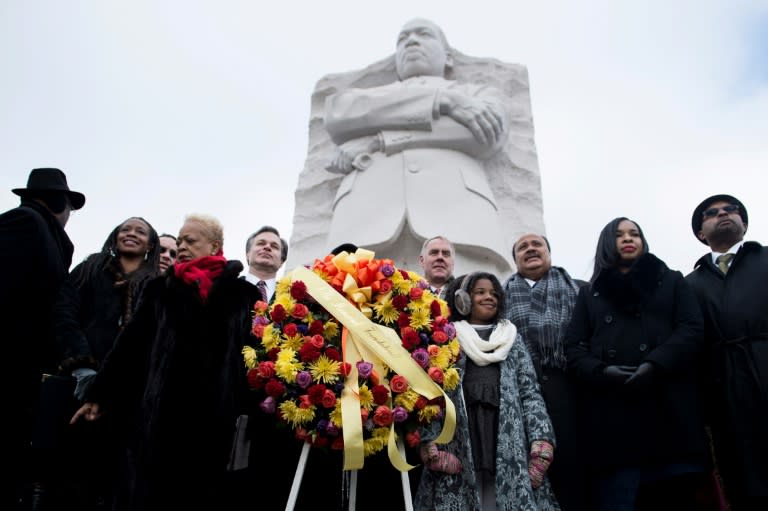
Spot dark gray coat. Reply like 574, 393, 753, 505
565, 253, 710, 468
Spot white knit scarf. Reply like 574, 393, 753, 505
454, 319, 517, 367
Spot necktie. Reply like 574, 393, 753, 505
716, 253, 734, 275
256, 280, 268, 302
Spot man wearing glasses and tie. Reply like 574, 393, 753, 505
687, 194, 768, 510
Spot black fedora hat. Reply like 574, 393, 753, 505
691, 193, 747, 244
12, 168, 85, 210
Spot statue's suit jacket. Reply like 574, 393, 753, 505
324, 75, 510, 266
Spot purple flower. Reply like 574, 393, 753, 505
364, 418, 375, 431
411, 348, 430, 368
381, 264, 395, 277
417, 279, 429, 290
297, 323, 309, 334
254, 316, 270, 326
325, 423, 340, 437
392, 406, 409, 423
296, 371, 312, 389
444, 323, 456, 339
316, 419, 329, 433
420, 333, 430, 343
357, 361, 374, 379
260, 396, 276, 414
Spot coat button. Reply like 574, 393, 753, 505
542, 375, 549, 382
607, 349, 617, 359
604, 315, 613, 323
639, 344, 648, 352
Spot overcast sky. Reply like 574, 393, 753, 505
1, 0, 766, 281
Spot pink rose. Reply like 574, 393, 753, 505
390, 375, 409, 393
373, 406, 394, 427
257, 361, 275, 378
291, 303, 309, 319
428, 367, 444, 385
321, 389, 337, 408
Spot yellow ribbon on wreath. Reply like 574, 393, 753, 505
291, 265, 456, 471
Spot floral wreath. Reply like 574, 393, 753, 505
242, 249, 460, 470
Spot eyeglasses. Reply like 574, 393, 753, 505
702, 204, 739, 219
160, 247, 177, 258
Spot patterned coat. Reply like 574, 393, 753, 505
415, 330, 560, 511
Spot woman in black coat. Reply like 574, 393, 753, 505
564, 217, 712, 510
55, 217, 160, 508
71, 214, 260, 510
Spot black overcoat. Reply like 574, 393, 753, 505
686, 241, 768, 500
84, 260, 259, 510
564, 253, 710, 469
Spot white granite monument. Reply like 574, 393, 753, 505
286, 18, 544, 278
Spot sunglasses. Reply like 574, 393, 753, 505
160, 247, 177, 258
702, 204, 739, 218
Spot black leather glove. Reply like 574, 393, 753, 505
603, 365, 636, 383
624, 362, 655, 390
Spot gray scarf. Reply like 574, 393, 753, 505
502, 266, 580, 370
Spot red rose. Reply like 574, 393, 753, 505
309, 319, 325, 336
400, 327, 420, 350
265, 379, 286, 398
428, 367, 444, 385
312, 435, 329, 448
283, 323, 298, 337
299, 342, 321, 362
433, 315, 447, 327
325, 347, 341, 361
373, 406, 394, 427
271, 304, 287, 322
392, 295, 408, 311
409, 287, 423, 300
390, 375, 409, 393
331, 436, 345, 450
310, 334, 324, 349
308, 384, 327, 405
267, 348, 280, 361
397, 312, 411, 329
246, 368, 263, 389
321, 389, 337, 408
251, 324, 265, 338
254, 300, 269, 313
405, 430, 421, 448
290, 281, 308, 301
291, 303, 309, 319
400, 269, 410, 279
295, 428, 309, 441
372, 384, 389, 405
414, 396, 427, 410
340, 362, 352, 377
299, 394, 312, 409
379, 279, 393, 293
432, 331, 448, 344
257, 361, 275, 378
430, 299, 442, 317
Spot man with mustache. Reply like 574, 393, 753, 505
502, 233, 587, 510
686, 194, 768, 510
323, 18, 512, 276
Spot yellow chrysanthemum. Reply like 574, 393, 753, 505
323, 320, 339, 341
394, 389, 419, 412
302, 311, 315, 324
273, 294, 297, 313
358, 383, 374, 411
261, 324, 280, 351
418, 404, 442, 423
430, 346, 452, 371
447, 339, 461, 358
281, 334, 304, 352
407, 271, 422, 283
242, 345, 257, 369
443, 367, 460, 391
330, 401, 343, 427
279, 400, 316, 427
373, 300, 399, 325
275, 348, 303, 383
275, 276, 292, 297
439, 300, 450, 317
391, 272, 411, 294
309, 355, 341, 384
363, 427, 389, 456
409, 306, 430, 329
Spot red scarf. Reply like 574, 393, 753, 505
174, 251, 227, 300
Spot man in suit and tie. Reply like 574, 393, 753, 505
686, 194, 768, 510
418, 236, 455, 299
243, 226, 287, 302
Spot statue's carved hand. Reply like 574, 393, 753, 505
327, 136, 381, 174
440, 90, 504, 147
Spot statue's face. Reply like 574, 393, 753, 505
395, 19, 449, 80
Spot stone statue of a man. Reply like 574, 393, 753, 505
286, 18, 545, 276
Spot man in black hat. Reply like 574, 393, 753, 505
686, 194, 768, 510
0, 168, 85, 509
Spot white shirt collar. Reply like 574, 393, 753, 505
710, 240, 744, 265
244, 273, 277, 299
